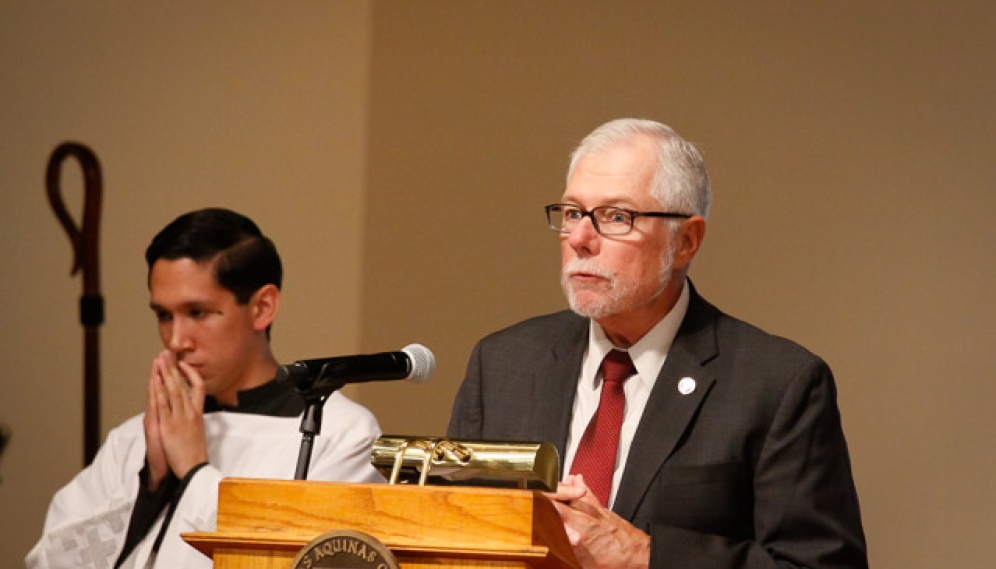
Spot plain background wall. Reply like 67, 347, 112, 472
0, 2, 374, 564
2, 2, 994, 568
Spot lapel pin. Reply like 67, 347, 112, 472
678, 377, 697, 395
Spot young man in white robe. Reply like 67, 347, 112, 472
26, 208, 385, 569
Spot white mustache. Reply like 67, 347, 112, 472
563, 259, 614, 281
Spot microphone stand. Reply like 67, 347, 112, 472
292, 378, 345, 480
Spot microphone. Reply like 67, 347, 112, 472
276, 343, 435, 396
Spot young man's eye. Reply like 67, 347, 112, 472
189, 308, 223, 320
154, 311, 172, 323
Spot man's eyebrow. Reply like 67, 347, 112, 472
148, 300, 216, 312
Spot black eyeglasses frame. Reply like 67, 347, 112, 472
544, 203, 692, 236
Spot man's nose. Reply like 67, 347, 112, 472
167, 319, 194, 351
565, 215, 601, 255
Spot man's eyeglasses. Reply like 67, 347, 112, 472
545, 204, 691, 236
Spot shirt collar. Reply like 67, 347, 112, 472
203, 378, 304, 417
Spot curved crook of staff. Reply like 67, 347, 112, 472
46, 142, 104, 466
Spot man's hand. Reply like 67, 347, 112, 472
545, 475, 651, 569
147, 351, 208, 483
143, 354, 170, 491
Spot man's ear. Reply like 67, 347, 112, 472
250, 284, 280, 332
673, 215, 707, 270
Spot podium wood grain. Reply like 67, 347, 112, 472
183, 479, 579, 569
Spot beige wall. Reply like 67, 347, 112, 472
0, 2, 374, 565
359, 7, 996, 569
2, 2, 995, 568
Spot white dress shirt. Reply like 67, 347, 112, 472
563, 281, 690, 508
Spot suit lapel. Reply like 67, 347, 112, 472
612, 290, 720, 521
531, 316, 588, 470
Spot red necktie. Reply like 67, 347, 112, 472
569, 349, 636, 507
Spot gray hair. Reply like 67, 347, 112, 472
567, 118, 712, 218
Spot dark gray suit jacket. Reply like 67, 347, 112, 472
447, 288, 867, 569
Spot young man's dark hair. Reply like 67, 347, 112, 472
145, 207, 282, 304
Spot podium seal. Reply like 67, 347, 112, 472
290, 529, 400, 569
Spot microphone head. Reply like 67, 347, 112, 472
401, 343, 435, 384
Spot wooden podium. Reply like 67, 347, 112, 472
183, 478, 580, 569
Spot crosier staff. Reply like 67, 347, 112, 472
46, 142, 103, 466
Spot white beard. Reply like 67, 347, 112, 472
561, 245, 675, 320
